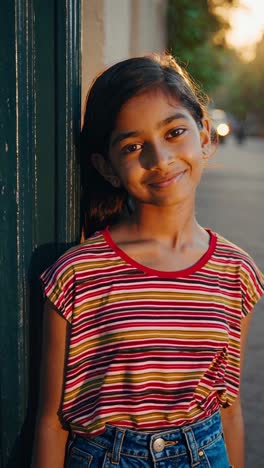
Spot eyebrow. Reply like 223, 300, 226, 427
111, 112, 188, 147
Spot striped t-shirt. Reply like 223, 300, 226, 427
41, 228, 264, 437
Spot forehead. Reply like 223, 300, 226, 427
113, 89, 190, 130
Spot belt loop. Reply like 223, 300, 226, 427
182, 427, 200, 467
112, 428, 126, 464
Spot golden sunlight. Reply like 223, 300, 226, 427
225, 0, 264, 60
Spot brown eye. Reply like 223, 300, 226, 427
167, 128, 185, 139
122, 143, 142, 154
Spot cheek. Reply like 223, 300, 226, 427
110, 162, 135, 188
120, 159, 141, 178
109, 157, 126, 177
188, 142, 203, 162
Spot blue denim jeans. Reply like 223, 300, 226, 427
66, 410, 232, 467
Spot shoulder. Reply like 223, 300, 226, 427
212, 231, 264, 314
40, 230, 111, 321
63, 230, 108, 259
213, 231, 261, 268
40, 230, 109, 283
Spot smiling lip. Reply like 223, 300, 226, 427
149, 170, 186, 188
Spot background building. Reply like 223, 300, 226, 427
82, 0, 167, 106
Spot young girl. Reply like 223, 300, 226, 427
32, 54, 264, 468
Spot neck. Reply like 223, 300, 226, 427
127, 199, 204, 248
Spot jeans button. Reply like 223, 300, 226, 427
153, 438, 165, 452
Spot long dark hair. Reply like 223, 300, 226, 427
80, 53, 209, 238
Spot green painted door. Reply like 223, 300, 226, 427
0, 1, 81, 466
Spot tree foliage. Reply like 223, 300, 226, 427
167, 0, 238, 93
213, 34, 264, 128
167, 0, 264, 131
167, 0, 264, 130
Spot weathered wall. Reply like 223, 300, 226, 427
82, 0, 168, 107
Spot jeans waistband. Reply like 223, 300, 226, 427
73, 411, 223, 465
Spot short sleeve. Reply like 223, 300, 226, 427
40, 255, 75, 323
240, 257, 264, 317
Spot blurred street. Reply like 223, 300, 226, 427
196, 136, 264, 468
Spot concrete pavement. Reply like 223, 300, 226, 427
196, 136, 264, 468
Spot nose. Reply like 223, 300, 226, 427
141, 142, 174, 171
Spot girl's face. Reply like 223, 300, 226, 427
97, 89, 212, 208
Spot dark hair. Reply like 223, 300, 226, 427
80, 53, 210, 238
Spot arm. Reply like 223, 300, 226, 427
31, 300, 69, 468
220, 394, 244, 468
220, 312, 252, 468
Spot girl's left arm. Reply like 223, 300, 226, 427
220, 312, 252, 468
220, 394, 244, 468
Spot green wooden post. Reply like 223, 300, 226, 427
0, 1, 81, 466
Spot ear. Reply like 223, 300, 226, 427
91, 153, 121, 188
200, 118, 217, 161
